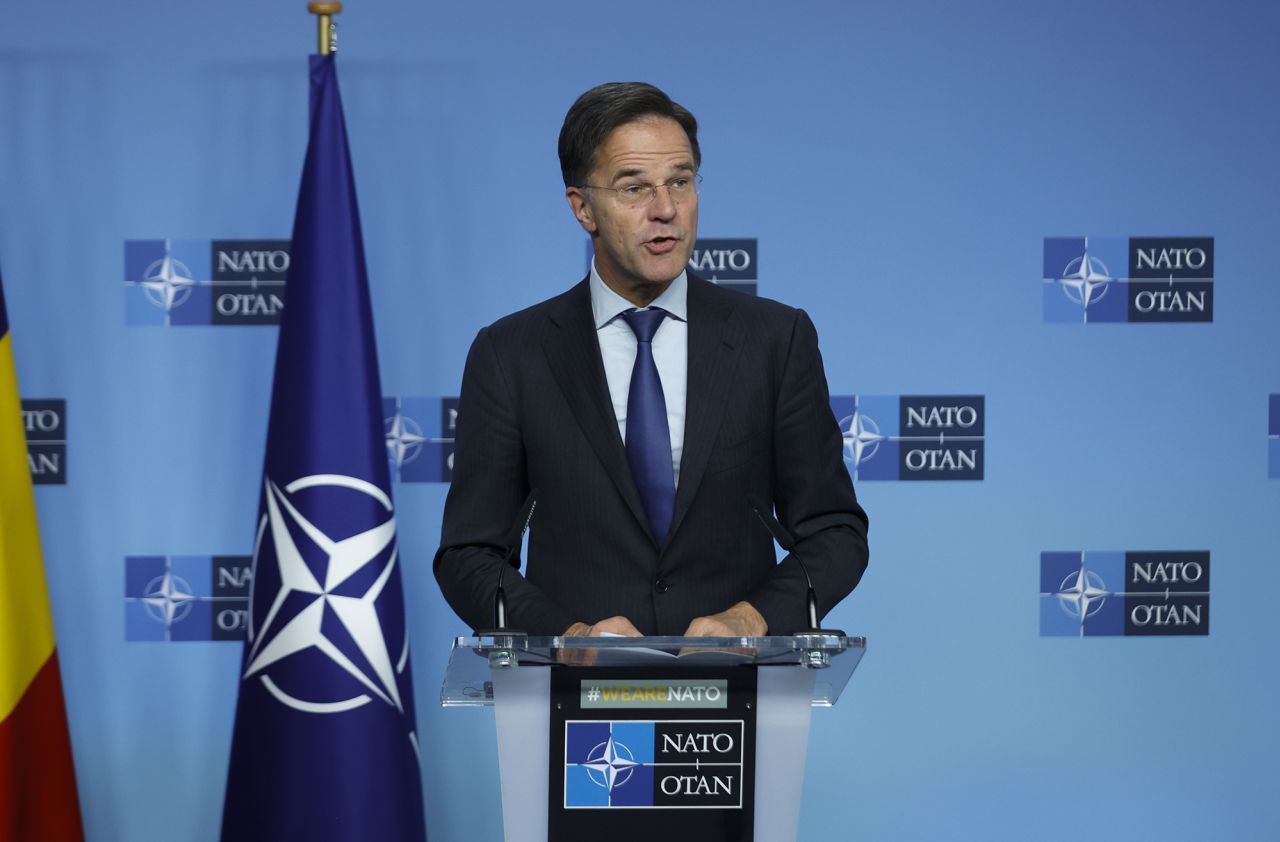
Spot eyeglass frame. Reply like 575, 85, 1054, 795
577, 173, 703, 207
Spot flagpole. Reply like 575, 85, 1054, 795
308, 1, 342, 55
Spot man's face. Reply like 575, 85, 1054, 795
567, 116, 699, 301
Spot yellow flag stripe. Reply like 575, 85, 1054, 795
0, 331, 57, 722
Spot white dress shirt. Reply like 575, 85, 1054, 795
589, 259, 688, 485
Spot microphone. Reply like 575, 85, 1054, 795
476, 489, 537, 636
750, 502, 845, 637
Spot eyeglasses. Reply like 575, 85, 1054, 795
580, 174, 702, 208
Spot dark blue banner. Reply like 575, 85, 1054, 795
220, 54, 426, 842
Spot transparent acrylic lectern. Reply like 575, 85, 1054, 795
441, 634, 865, 842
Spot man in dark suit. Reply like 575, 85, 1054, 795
434, 82, 868, 638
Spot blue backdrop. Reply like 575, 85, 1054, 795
3, 1, 1278, 839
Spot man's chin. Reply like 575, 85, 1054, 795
640, 251, 692, 284
637, 271, 683, 289
597, 254, 690, 298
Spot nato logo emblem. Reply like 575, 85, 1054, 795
21, 399, 65, 485
1269, 395, 1279, 478
384, 396, 457, 482
124, 239, 289, 326
584, 238, 759, 295
1040, 551, 1209, 637
565, 722, 655, 808
829, 395, 984, 481
1043, 237, 1213, 323
565, 720, 743, 809
244, 474, 414, 729
124, 555, 251, 641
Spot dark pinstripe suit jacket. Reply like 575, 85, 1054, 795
433, 274, 868, 636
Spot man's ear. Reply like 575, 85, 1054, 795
566, 187, 597, 234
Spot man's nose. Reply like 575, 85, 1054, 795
648, 184, 679, 220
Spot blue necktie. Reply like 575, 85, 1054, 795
621, 308, 675, 543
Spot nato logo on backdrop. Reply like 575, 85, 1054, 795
123, 239, 289, 326
384, 396, 457, 483
124, 555, 251, 641
1039, 551, 1209, 637
687, 239, 757, 295
1042, 237, 1213, 323
21, 399, 65, 484
829, 395, 984, 481
1269, 395, 1279, 478
585, 238, 758, 295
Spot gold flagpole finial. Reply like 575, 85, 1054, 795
307, 2, 342, 55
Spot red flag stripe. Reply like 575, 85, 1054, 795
0, 653, 83, 841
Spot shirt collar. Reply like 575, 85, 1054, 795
589, 257, 689, 329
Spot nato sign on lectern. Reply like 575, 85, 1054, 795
442, 633, 864, 842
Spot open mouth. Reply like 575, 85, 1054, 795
644, 236, 678, 254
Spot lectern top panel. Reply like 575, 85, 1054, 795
439, 634, 865, 708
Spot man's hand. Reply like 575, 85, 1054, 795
560, 616, 643, 664
683, 601, 768, 638
564, 616, 644, 637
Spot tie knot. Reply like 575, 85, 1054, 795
621, 308, 667, 343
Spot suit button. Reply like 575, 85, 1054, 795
654, 578, 670, 594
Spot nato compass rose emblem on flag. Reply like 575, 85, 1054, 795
243, 473, 414, 731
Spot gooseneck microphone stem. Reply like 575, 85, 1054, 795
751, 503, 843, 636
478, 490, 537, 636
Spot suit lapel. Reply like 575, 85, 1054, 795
542, 279, 655, 544
667, 277, 744, 548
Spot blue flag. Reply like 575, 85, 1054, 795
221, 54, 427, 842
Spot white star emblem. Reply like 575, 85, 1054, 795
583, 737, 639, 792
1059, 242, 1113, 320
385, 411, 427, 468
1057, 567, 1110, 624
142, 571, 196, 627
840, 410, 883, 466
140, 240, 197, 315
245, 474, 405, 713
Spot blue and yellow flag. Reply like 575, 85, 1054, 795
0, 271, 84, 840
220, 55, 427, 841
